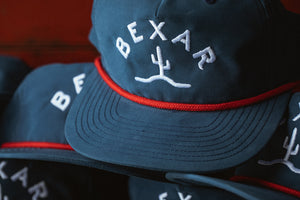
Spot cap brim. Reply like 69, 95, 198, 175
165, 173, 298, 200
0, 148, 165, 179
65, 67, 291, 172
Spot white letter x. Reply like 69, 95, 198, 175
149, 20, 167, 41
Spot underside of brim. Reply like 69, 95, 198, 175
65, 68, 291, 172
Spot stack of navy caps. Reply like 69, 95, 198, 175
0, 63, 131, 199
65, 0, 300, 174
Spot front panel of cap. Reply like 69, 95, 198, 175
91, 0, 290, 104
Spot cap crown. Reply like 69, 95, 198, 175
90, 0, 298, 104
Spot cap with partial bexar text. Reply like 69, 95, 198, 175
0, 159, 129, 200
0, 62, 153, 178
65, 0, 300, 173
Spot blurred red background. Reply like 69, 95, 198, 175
0, 0, 299, 68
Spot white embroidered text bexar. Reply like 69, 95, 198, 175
120, 20, 216, 70
116, 20, 216, 88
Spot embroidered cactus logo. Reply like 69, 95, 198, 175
283, 128, 299, 161
135, 46, 191, 88
258, 128, 300, 174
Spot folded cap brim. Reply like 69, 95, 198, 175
165, 173, 298, 200
65, 62, 294, 172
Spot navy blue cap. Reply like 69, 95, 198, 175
0, 159, 129, 200
65, 0, 300, 173
0, 56, 30, 112
229, 92, 300, 199
0, 62, 155, 177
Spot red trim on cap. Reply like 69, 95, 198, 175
230, 176, 300, 198
1, 142, 74, 151
95, 57, 300, 111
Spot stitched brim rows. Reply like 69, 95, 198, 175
65, 68, 291, 172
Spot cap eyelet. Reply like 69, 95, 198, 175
205, 0, 216, 4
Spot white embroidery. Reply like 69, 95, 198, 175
11, 167, 28, 188
283, 128, 299, 161
116, 37, 131, 59
73, 73, 86, 94
293, 102, 300, 122
135, 46, 191, 88
193, 46, 216, 70
149, 20, 167, 41
127, 21, 144, 43
178, 192, 192, 200
50, 91, 71, 111
258, 128, 300, 174
0, 162, 8, 180
159, 192, 168, 200
0, 161, 49, 200
172, 30, 190, 52
28, 181, 48, 200
0, 184, 9, 200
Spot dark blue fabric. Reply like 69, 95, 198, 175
234, 92, 300, 193
65, 67, 290, 172
66, 0, 299, 173
0, 63, 155, 178
0, 63, 93, 144
0, 159, 129, 200
165, 173, 298, 200
0, 56, 30, 112
89, 0, 299, 103
129, 176, 243, 200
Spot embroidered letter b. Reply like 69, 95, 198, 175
116, 37, 131, 59
50, 91, 71, 111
